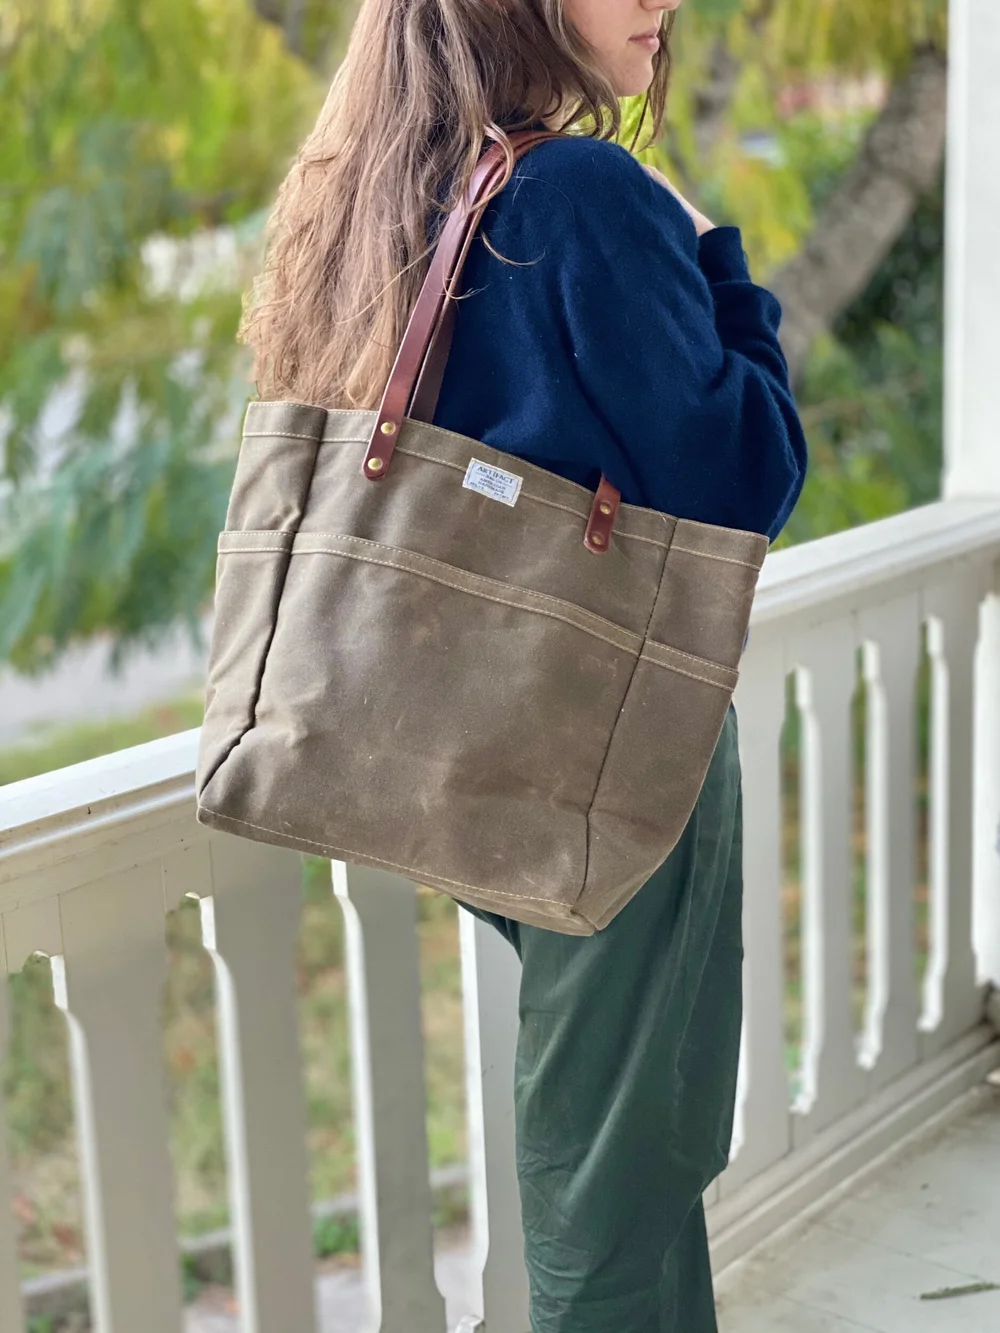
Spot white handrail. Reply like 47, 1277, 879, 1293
2, 496, 999, 1331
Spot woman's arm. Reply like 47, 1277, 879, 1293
641, 163, 716, 238
528, 140, 808, 541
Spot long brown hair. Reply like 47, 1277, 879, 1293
242, 0, 673, 409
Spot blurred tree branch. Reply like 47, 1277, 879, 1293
250, 0, 308, 58
772, 46, 948, 381
0, 0, 954, 665
248, 0, 351, 68
691, 41, 742, 164
692, 0, 778, 165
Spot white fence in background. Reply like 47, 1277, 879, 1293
1, 498, 999, 1333
711, 498, 1000, 1267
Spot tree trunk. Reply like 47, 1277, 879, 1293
249, 0, 309, 61
771, 46, 948, 382
686, 2, 778, 176
692, 40, 743, 165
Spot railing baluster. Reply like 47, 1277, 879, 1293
921, 575, 984, 1049
333, 862, 447, 1333
459, 910, 529, 1333
973, 590, 1000, 988
721, 635, 791, 1190
52, 866, 183, 1333
791, 622, 868, 1143
0, 955, 25, 1333
176, 838, 318, 1333
858, 596, 922, 1086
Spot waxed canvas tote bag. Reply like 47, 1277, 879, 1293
195, 129, 768, 935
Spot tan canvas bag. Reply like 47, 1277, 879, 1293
195, 130, 768, 935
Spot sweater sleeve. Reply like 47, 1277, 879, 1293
524, 142, 807, 542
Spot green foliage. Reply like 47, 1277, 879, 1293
646, 0, 948, 547
633, 23, 947, 551
783, 178, 945, 545
0, 0, 321, 670
0, 695, 203, 786
313, 1211, 360, 1258
766, 0, 947, 76
784, 326, 942, 543
658, 0, 945, 268
0, 0, 952, 666
181, 1253, 209, 1304
3, 960, 69, 1161
838, 172, 945, 350
777, 112, 867, 212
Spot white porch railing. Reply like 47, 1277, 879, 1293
1, 498, 1000, 1333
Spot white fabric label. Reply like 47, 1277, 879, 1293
462, 458, 523, 507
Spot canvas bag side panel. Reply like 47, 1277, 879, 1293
196, 404, 325, 793
578, 524, 765, 929
645, 520, 767, 667
579, 655, 737, 931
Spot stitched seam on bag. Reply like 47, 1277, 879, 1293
677, 513, 770, 544
236, 433, 671, 548
668, 544, 761, 570
218, 531, 294, 551
220, 529, 643, 649
638, 652, 734, 691
240, 418, 754, 556
621, 530, 679, 549
241, 430, 324, 442
304, 532, 642, 640
392, 444, 675, 549
228, 465, 759, 563
199, 808, 577, 909
243, 406, 765, 548
398, 417, 684, 543
230, 538, 640, 654
204, 438, 324, 792
579, 522, 675, 905
381, 415, 631, 507
642, 639, 737, 673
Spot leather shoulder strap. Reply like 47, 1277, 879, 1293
409, 132, 559, 424
362, 130, 561, 479
361, 128, 622, 555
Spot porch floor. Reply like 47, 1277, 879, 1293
185, 1083, 1000, 1333
715, 1082, 1000, 1333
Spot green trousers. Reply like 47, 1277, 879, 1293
465, 708, 744, 1332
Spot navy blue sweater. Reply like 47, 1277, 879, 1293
435, 137, 807, 542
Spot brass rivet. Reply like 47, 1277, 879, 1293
599, 501, 613, 516
380, 421, 397, 436
367, 457, 385, 473
590, 532, 605, 547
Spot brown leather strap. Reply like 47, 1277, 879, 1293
406, 138, 544, 423
406, 131, 564, 422
584, 475, 622, 553
407, 299, 456, 425
363, 131, 554, 478
363, 128, 622, 556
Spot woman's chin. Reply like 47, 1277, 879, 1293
613, 58, 656, 99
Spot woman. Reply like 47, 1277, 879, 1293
244, 0, 807, 1326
